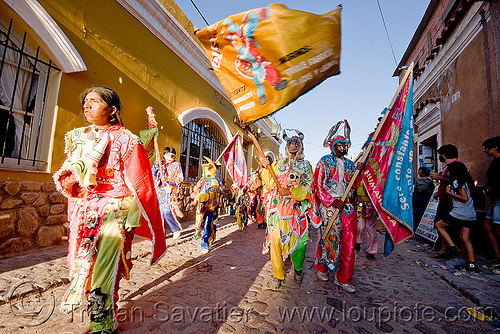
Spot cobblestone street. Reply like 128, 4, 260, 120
1, 215, 499, 333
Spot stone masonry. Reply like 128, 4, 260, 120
0, 180, 67, 254
0, 181, 230, 254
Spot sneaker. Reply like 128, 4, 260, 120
270, 277, 282, 290
367, 253, 375, 260
334, 276, 356, 293
482, 258, 500, 270
316, 270, 329, 282
200, 248, 209, 254
355, 243, 361, 252
172, 231, 181, 239
457, 261, 480, 273
294, 269, 304, 284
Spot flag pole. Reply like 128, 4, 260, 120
154, 135, 166, 183
146, 106, 166, 183
215, 131, 240, 165
245, 127, 282, 190
322, 63, 414, 241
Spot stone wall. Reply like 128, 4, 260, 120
0, 181, 67, 254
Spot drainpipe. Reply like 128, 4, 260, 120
487, 0, 500, 136
480, 9, 495, 137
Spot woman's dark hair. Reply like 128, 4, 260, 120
163, 146, 176, 155
482, 136, 500, 150
419, 166, 430, 176
447, 162, 475, 194
80, 86, 123, 126
437, 144, 458, 159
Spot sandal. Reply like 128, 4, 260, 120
431, 252, 447, 258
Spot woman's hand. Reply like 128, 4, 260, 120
59, 172, 86, 198
356, 162, 366, 170
333, 198, 345, 210
430, 173, 440, 181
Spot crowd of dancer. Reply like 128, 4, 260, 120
53, 86, 500, 334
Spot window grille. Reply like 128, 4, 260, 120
0, 19, 59, 169
180, 119, 227, 183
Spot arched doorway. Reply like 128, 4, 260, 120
180, 118, 227, 183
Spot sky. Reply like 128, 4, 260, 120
175, 0, 431, 165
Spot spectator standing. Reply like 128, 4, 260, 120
434, 162, 479, 272
430, 145, 462, 258
481, 136, 500, 271
414, 166, 435, 227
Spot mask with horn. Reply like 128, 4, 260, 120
282, 128, 305, 161
283, 129, 304, 154
324, 120, 351, 158
202, 156, 217, 179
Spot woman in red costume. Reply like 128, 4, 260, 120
54, 87, 166, 334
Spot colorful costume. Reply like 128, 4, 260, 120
247, 169, 266, 228
355, 184, 379, 255
261, 130, 319, 282
233, 186, 248, 230
152, 159, 184, 234
192, 158, 221, 251
54, 125, 166, 333
314, 120, 360, 286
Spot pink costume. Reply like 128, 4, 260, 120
313, 121, 360, 285
54, 125, 166, 332
355, 184, 379, 255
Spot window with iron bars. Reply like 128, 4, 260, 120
0, 19, 59, 170
180, 119, 227, 183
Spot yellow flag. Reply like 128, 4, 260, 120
196, 4, 341, 123
139, 128, 158, 165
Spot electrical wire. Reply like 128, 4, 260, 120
190, 0, 210, 26
376, 0, 398, 66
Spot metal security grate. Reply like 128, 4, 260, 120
180, 119, 226, 183
0, 19, 59, 169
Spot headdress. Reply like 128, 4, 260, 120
323, 120, 351, 155
202, 156, 217, 178
282, 129, 305, 163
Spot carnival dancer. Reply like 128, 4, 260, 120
355, 184, 379, 260
54, 87, 166, 333
261, 129, 320, 290
152, 146, 184, 239
191, 157, 221, 253
232, 184, 248, 230
313, 120, 365, 293
248, 168, 266, 229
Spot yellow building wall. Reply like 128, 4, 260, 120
0, 0, 280, 181
31, 0, 239, 173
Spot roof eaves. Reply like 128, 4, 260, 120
393, 0, 440, 77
